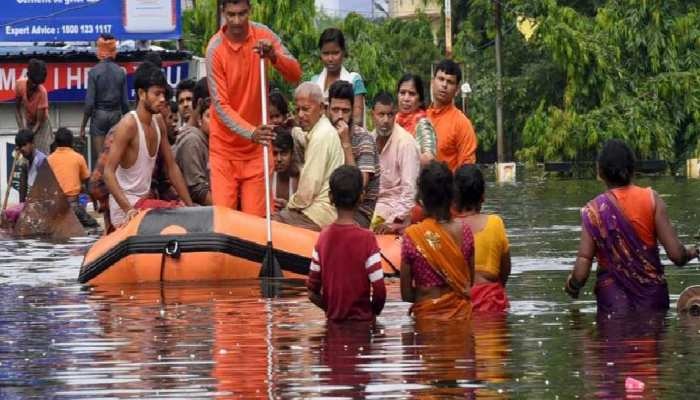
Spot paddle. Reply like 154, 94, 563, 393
1, 150, 19, 227
258, 55, 283, 279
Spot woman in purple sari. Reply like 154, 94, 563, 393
565, 140, 699, 313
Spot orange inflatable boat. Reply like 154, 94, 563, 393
79, 206, 402, 285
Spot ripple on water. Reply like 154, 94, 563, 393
2, 177, 700, 398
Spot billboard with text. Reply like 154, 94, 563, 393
0, 0, 181, 42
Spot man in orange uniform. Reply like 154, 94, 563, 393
427, 59, 478, 171
206, 0, 302, 215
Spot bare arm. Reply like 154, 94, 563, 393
499, 249, 512, 286
81, 72, 96, 137
14, 99, 24, 129
79, 112, 90, 138
32, 109, 48, 134
654, 193, 698, 265
400, 259, 415, 303
353, 94, 365, 127
156, 116, 193, 206
103, 119, 136, 214
565, 228, 595, 298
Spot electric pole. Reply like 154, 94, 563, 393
445, 0, 452, 58
494, 0, 505, 162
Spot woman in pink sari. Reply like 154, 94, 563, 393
566, 140, 699, 313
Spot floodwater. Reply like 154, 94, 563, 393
1, 176, 700, 399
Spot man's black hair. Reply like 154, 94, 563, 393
330, 165, 363, 211
318, 27, 346, 53
54, 127, 74, 148
221, 0, 250, 7
328, 80, 354, 109
417, 161, 454, 221
169, 100, 178, 114
176, 79, 196, 101
598, 139, 636, 187
15, 129, 34, 147
27, 58, 47, 84
455, 164, 485, 212
270, 90, 289, 116
134, 62, 168, 93
397, 73, 427, 108
372, 91, 395, 109
273, 127, 294, 153
142, 51, 163, 68
434, 59, 462, 83
193, 77, 210, 112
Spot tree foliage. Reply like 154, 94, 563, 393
517, 0, 700, 167
182, 1, 700, 168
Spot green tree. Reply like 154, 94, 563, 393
181, 0, 218, 56
518, 0, 700, 168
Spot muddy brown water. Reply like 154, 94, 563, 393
1, 176, 699, 399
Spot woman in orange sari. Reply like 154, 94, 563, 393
401, 161, 475, 320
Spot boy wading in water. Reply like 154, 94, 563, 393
307, 165, 386, 321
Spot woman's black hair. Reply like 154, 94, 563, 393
417, 161, 454, 221
598, 139, 635, 187
318, 27, 346, 53
269, 90, 289, 116
397, 73, 426, 108
27, 58, 47, 84
330, 165, 363, 211
455, 164, 485, 212
273, 126, 293, 152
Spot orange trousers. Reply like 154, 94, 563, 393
210, 154, 271, 217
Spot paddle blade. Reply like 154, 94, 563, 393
14, 162, 85, 239
260, 241, 282, 278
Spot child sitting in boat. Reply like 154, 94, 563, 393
272, 128, 299, 211
307, 165, 386, 321
46, 127, 98, 228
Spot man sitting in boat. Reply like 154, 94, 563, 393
274, 82, 344, 231
46, 127, 98, 228
103, 62, 193, 228
174, 78, 212, 206
369, 91, 420, 235
327, 81, 380, 228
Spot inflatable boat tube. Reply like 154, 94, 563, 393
79, 206, 401, 285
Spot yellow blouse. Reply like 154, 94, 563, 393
474, 214, 509, 278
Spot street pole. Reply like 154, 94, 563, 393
445, 0, 452, 58
494, 0, 505, 162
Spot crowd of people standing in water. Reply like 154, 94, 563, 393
5, 0, 699, 322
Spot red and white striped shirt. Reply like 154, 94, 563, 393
307, 223, 386, 321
